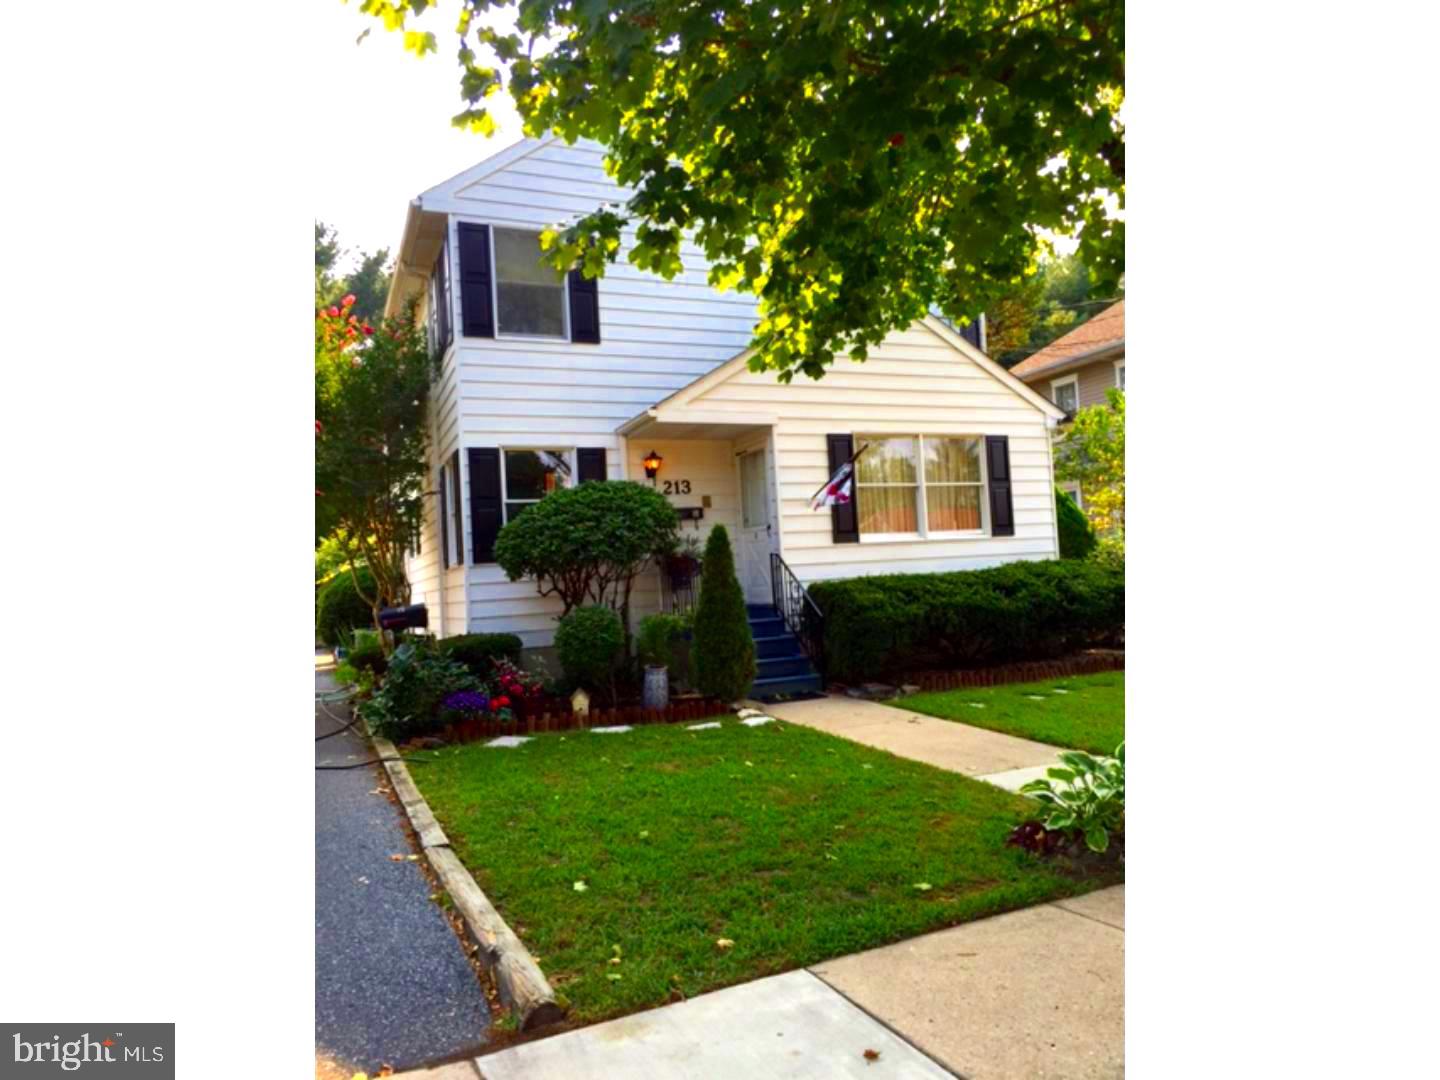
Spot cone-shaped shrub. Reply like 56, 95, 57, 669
1055, 487, 1097, 559
692, 525, 757, 701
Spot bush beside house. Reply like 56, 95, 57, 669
1056, 487, 1097, 559
810, 559, 1124, 682
316, 565, 377, 646
691, 526, 756, 701
438, 632, 524, 676
555, 605, 625, 702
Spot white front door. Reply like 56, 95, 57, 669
735, 447, 776, 605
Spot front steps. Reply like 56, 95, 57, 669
746, 603, 823, 698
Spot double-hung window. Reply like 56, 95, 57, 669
1051, 374, 1079, 415
855, 435, 986, 539
502, 449, 572, 523
493, 228, 568, 338
1114, 362, 1125, 391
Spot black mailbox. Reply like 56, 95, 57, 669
378, 603, 428, 631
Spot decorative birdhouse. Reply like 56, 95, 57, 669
570, 687, 591, 718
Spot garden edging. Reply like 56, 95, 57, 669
372, 734, 565, 1032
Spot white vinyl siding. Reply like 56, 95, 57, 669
679, 323, 1059, 580
413, 137, 761, 647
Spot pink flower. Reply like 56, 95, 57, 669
362, 323, 374, 335
328, 306, 340, 317
315, 420, 323, 435
342, 293, 357, 307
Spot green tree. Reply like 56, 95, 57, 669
691, 526, 756, 701
991, 252, 1119, 367
315, 295, 433, 637
353, 0, 1124, 382
1055, 388, 1124, 535
316, 219, 393, 322
493, 480, 679, 638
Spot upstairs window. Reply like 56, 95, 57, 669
503, 448, 572, 522
1051, 374, 1079, 415
1115, 362, 1126, 391
493, 228, 567, 338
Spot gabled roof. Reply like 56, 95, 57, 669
618, 315, 1066, 434
414, 135, 556, 207
1008, 300, 1125, 381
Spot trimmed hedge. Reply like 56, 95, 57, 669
809, 559, 1124, 682
348, 640, 388, 678
1056, 487, 1097, 559
438, 632, 524, 676
315, 565, 376, 647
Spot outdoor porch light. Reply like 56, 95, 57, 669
643, 449, 664, 480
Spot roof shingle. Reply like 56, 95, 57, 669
1008, 300, 1124, 380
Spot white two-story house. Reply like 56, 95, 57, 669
386, 136, 1066, 658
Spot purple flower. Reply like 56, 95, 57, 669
443, 690, 489, 713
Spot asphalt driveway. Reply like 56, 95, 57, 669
315, 655, 490, 1074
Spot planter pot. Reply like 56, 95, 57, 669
642, 665, 670, 709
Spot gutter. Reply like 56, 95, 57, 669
382, 198, 425, 320
616, 408, 660, 436
1015, 339, 1125, 384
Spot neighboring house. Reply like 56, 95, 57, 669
1008, 300, 1125, 510
386, 136, 1067, 669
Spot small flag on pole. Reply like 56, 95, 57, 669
809, 443, 869, 511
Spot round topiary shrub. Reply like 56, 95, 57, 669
555, 605, 625, 701
1056, 487, 1097, 560
438, 632, 524, 677
316, 565, 376, 646
692, 525, 756, 701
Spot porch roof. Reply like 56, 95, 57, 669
616, 406, 776, 442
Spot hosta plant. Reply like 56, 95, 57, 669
1020, 743, 1125, 853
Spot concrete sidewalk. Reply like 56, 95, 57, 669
410, 885, 1124, 1080
765, 694, 1064, 777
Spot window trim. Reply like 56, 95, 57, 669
854, 434, 989, 542
1113, 360, 1125, 390
490, 225, 571, 342
1050, 373, 1080, 415
1060, 481, 1083, 511
500, 445, 575, 523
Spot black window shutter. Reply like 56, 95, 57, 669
467, 447, 502, 563
435, 241, 452, 352
985, 435, 1015, 537
568, 268, 601, 344
449, 451, 466, 564
959, 317, 983, 350
457, 223, 494, 338
577, 447, 607, 483
437, 465, 449, 569
826, 434, 859, 544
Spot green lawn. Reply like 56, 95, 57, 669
413, 717, 1111, 1023
894, 672, 1125, 755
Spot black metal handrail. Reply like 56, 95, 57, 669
770, 552, 825, 672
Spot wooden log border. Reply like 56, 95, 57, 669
903, 651, 1125, 694
372, 734, 564, 1031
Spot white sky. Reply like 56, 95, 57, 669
311, 1, 522, 271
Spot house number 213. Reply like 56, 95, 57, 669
662, 479, 692, 495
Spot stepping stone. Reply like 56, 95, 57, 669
1024, 695, 1048, 701
735, 707, 767, 719
1052, 688, 1071, 694
485, 736, 532, 748
687, 721, 722, 731
590, 725, 633, 734
741, 716, 775, 727
967, 702, 987, 709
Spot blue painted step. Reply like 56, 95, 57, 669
745, 604, 822, 698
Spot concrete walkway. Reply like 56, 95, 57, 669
315, 652, 491, 1075
765, 694, 1064, 777
403, 885, 1123, 1080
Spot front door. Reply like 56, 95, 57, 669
735, 447, 776, 605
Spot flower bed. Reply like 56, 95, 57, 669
437, 697, 728, 743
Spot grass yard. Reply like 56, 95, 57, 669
413, 717, 1112, 1024
894, 672, 1125, 755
